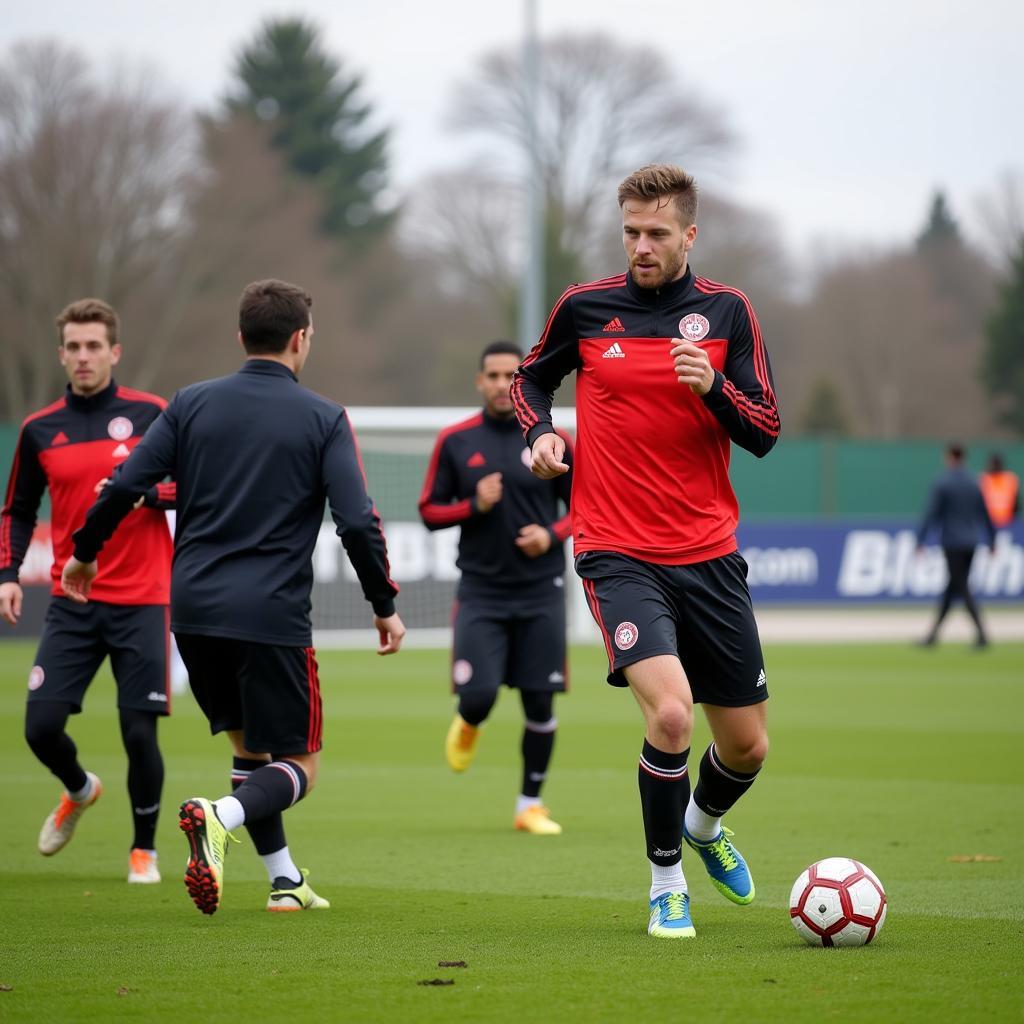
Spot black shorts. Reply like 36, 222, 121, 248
175, 633, 322, 755
27, 598, 171, 715
451, 586, 567, 696
575, 550, 768, 707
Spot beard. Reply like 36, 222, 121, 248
629, 247, 686, 289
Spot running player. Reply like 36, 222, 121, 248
419, 340, 573, 834
513, 165, 780, 938
0, 298, 175, 884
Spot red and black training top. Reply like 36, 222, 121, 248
418, 409, 573, 596
512, 267, 780, 566
0, 380, 175, 604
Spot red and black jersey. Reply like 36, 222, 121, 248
418, 410, 573, 595
0, 380, 174, 604
512, 267, 779, 565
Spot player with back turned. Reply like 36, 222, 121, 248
63, 279, 405, 915
0, 298, 175, 885
513, 164, 780, 938
419, 340, 573, 834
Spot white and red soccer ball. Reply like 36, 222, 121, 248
789, 858, 887, 947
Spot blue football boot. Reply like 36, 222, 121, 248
683, 825, 755, 905
648, 891, 696, 938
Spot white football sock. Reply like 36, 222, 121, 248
684, 797, 721, 842
516, 795, 542, 816
262, 846, 301, 885
650, 860, 687, 901
68, 776, 93, 802
212, 795, 245, 831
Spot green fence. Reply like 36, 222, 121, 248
730, 439, 1024, 520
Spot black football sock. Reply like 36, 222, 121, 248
24, 701, 88, 795
224, 759, 308, 825
231, 756, 287, 855
692, 742, 761, 820
638, 740, 690, 864
520, 691, 556, 798
119, 708, 163, 850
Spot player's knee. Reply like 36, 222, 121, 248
521, 691, 553, 723
458, 689, 497, 727
725, 733, 769, 772
119, 709, 158, 758
24, 703, 68, 752
651, 700, 693, 749
24, 718, 56, 753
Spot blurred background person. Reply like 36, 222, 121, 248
916, 443, 996, 648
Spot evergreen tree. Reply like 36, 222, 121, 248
982, 237, 1024, 435
232, 18, 393, 249
915, 190, 960, 252
914, 189, 992, 319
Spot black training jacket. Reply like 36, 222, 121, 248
418, 410, 573, 597
72, 359, 397, 645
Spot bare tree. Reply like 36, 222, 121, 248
792, 251, 996, 438
0, 41, 199, 420
975, 169, 1024, 271
412, 32, 735, 316
402, 171, 522, 313
450, 33, 733, 250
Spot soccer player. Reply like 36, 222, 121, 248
419, 340, 573, 835
916, 443, 996, 648
61, 279, 405, 915
512, 165, 780, 938
0, 298, 175, 884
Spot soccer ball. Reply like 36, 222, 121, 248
789, 858, 887, 947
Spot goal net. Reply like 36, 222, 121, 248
312, 407, 595, 648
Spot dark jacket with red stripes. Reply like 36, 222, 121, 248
71, 360, 398, 646
418, 410, 573, 597
512, 267, 780, 566
1, 380, 175, 604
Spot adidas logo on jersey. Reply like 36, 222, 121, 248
602, 317, 626, 332
51, 431, 70, 447
602, 342, 626, 359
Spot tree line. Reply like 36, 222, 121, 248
1, 19, 1021, 437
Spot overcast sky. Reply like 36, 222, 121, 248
3, 0, 1022, 258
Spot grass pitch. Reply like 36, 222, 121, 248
0, 640, 1021, 1023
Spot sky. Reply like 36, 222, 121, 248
3, 0, 1022, 259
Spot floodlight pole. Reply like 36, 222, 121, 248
518, 0, 545, 352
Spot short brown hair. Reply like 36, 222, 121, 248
618, 164, 698, 226
238, 279, 313, 355
56, 298, 119, 346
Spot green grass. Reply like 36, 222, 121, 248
0, 641, 1021, 1022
